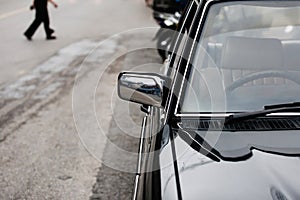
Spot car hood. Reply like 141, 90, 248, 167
162, 128, 300, 200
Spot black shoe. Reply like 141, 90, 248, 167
24, 33, 32, 41
46, 35, 56, 40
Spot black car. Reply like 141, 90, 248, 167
118, 0, 300, 199
152, 0, 187, 13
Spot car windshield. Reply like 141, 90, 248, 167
180, 1, 300, 114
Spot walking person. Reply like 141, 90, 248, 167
24, 0, 58, 40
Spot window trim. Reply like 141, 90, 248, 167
173, 0, 216, 117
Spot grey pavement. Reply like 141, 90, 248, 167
0, 1, 162, 199
91, 42, 161, 200
0, 30, 161, 200
0, 0, 155, 86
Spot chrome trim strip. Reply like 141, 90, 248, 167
164, 0, 198, 124
176, 113, 231, 117
176, 113, 300, 117
173, 0, 215, 117
132, 114, 148, 200
137, 116, 147, 174
132, 175, 140, 200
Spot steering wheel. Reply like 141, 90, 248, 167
225, 70, 300, 93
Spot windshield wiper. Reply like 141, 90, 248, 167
264, 101, 300, 110
225, 102, 300, 124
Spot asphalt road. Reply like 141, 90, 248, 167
0, 1, 161, 199
0, 0, 155, 85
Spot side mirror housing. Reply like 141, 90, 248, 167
117, 72, 170, 108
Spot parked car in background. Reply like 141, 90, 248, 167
119, 0, 300, 199
152, 0, 183, 13
151, 0, 188, 61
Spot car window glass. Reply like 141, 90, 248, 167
167, 0, 198, 79
180, 1, 300, 114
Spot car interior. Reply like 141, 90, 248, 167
181, 36, 300, 113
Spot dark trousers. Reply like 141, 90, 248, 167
24, 9, 53, 37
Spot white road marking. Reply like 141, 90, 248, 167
0, 7, 28, 20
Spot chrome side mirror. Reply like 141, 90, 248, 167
118, 72, 169, 107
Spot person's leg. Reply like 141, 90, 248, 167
43, 10, 55, 39
24, 16, 42, 40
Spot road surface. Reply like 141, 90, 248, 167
0, 0, 161, 199
0, 0, 155, 85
